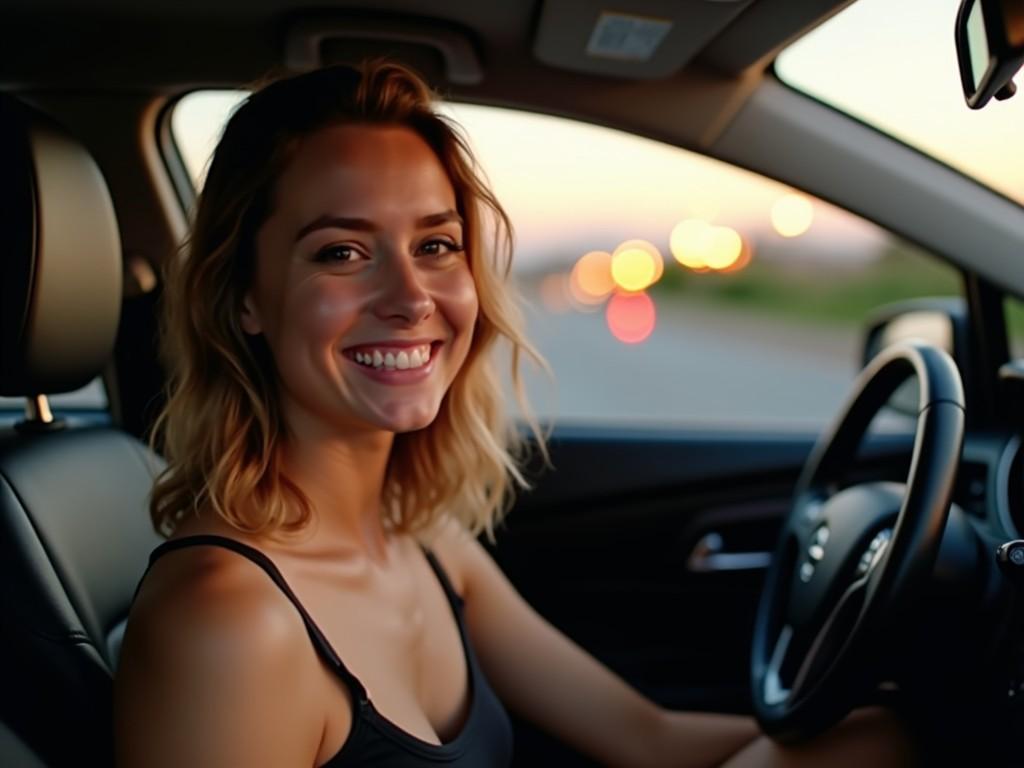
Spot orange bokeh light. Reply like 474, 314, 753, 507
570, 250, 615, 303
606, 291, 656, 344
719, 238, 754, 273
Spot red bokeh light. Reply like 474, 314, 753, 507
606, 291, 656, 344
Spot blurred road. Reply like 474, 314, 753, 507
512, 297, 864, 431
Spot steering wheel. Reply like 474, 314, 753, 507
751, 342, 965, 741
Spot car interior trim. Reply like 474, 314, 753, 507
712, 78, 1024, 295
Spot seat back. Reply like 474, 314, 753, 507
0, 94, 164, 767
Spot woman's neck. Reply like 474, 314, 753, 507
280, 425, 396, 560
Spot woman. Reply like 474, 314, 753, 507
114, 61, 915, 767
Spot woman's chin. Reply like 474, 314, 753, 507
369, 402, 440, 434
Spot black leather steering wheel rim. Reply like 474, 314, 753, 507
751, 342, 965, 742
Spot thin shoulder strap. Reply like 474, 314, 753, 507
147, 534, 368, 702
421, 547, 465, 611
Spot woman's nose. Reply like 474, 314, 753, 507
371, 256, 435, 325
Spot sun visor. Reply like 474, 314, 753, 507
533, 0, 752, 79
285, 15, 484, 86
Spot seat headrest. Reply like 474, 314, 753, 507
0, 95, 122, 397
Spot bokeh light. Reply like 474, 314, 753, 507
719, 238, 754, 273
671, 220, 748, 272
606, 291, 656, 344
670, 219, 713, 270
570, 250, 615, 303
705, 226, 743, 270
771, 193, 814, 237
611, 240, 663, 291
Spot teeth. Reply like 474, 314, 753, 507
352, 344, 433, 370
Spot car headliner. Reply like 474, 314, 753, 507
2, 0, 1023, 296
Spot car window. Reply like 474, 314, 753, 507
170, 92, 962, 431
776, 0, 1024, 207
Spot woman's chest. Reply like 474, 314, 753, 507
288, 556, 472, 752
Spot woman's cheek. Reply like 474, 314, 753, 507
435, 267, 479, 335
291, 281, 361, 342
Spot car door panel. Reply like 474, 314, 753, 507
490, 426, 914, 764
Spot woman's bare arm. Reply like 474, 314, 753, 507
436, 529, 759, 768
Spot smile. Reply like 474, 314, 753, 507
350, 343, 433, 371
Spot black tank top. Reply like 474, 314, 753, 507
143, 535, 514, 767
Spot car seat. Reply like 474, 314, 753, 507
0, 94, 164, 767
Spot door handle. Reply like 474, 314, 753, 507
687, 532, 772, 573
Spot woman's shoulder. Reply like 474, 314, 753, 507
125, 534, 314, 679
116, 539, 330, 766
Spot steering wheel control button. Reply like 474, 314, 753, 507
813, 526, 830, 546
856, 528, 893, 577
799, 562, 815, 582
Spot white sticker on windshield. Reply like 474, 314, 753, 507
586, 12, 672, 61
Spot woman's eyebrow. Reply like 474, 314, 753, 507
416, 210, 464, 229
294, 210, 463, 242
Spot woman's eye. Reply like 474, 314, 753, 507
313, 244, 360, 263
420, 239, 465, 259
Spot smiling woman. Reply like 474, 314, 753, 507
149, 64, 540, 541
113, 60, 917, 768
116, 61, 551, 768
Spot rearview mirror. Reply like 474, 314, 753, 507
955, 0, 1024, 109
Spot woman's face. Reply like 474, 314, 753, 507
242, 123, 479, 438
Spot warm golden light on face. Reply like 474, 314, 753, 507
570, 250, 615, 302
606, 291, 656, 344
771, 193, 814, 238
611, 240, 663, 292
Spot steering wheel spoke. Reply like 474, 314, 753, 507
751, 342, 964, 741
790, 578, 868, 700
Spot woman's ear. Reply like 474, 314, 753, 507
240, 292, 263, 335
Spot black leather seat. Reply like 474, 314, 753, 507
0, 718, 46, 768
0, 95, 164, 766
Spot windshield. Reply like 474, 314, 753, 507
776, 0, 1024, 206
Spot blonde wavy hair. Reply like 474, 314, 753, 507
151, 60, 547, 540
